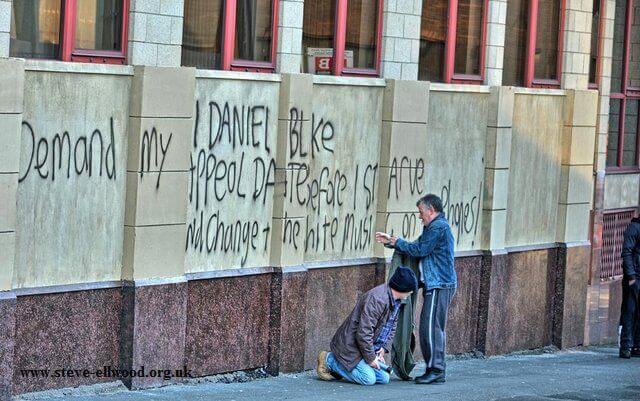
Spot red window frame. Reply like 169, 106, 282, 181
522, 0, 566, 88
588, 0, 606, 89
608, 0, 640, 172
220, 0, 279, 72
332, 0, 385, 76
438, 0, 490, 84
61, 0, 129, 64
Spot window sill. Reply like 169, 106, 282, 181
194, 69, 281, 82
511, 86, 565, 96
605, 167, 640, 175
312, 74, 386, 87
23, 59, 133, 76
429, 82, 490, 93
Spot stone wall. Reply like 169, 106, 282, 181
0, 60, 599, 396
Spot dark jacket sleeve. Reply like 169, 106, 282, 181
356, 294, 382, 364
622, 224, 639, 279
394, 225, 445, 258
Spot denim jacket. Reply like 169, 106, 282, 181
394, 213, 457, 290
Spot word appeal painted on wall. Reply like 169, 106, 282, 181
18, 119, 118, 183
185, 97, 277, 269
281, 106, 379, 259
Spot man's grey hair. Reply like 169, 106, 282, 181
416, 194, 444, 213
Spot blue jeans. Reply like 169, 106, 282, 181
325, 352, 390, 385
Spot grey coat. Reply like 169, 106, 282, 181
330, 284, 397, 371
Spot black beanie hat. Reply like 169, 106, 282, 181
389, 266, 418, 293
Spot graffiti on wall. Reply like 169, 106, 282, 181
139, 127, 172, 189
185, 100, 276, 267
440, 178, 482, 247
281, 107, 379, 255
18, 118, 118, 183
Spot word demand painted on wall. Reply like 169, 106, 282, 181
18, 118, 117, 183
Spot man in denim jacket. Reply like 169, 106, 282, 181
376, 194, 456, 385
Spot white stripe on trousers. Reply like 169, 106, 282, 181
427, 289, 437, 368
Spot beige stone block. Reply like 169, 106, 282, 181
481, 209, 506, 250
564, 89, 598, 127
487, 86, 515, 128
559, 165, 594, 204
556, 202, 591, 243
270, 217, 305, 267
127, 117, 192, 172
485, 127, 512, 169
0, 231, 15, 291
278, 73, 313, 120
122, 224, 186, 280
0, 113, 22, 172
124, 171, 189, 226
379, 121, 428, 167
377, 166, 425, 213
0, 173, 17, 231
382, 79, 429, 123
561, 126, 596, 165
272, 167, 308, 219
483, 168, 509, 210
0, 58, 24, 113
130, 66, 196, 118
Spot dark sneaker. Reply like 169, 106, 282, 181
631, 348, 640, 357
415, 370, 445, 384
620, 349, 631, 359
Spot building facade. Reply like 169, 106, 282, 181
0, 0, 635, 398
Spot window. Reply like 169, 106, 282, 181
589, 0, 605, 88
607, 0, 640, 170
503, 0, 566, 87
302, 0, 384, 76
10, 0, 129, 64
418, 0, 487, 83
182, 0, 278, 72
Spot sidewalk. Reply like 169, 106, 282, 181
17, 346, 640, 401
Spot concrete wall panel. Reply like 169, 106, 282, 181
507, 94, 564, 247
426, 91, 488, 250
184, 77, 280, 272
14, 71, 130, 288
302, 82, 384, 262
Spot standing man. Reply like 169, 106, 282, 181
376, 194, 457, 384
620, 214, 640, 358
316, 267, 418, 385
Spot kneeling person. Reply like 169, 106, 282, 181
316, 267, 418, 385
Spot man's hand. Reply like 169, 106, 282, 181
376, 349, 386, 363
375, 232, 397, 246
368, 358, 380, 370
630, 279, 636, 286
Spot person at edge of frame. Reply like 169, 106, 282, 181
375, 193, 457, 385
620, 212, 640, 359
316, 267, 418, 385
